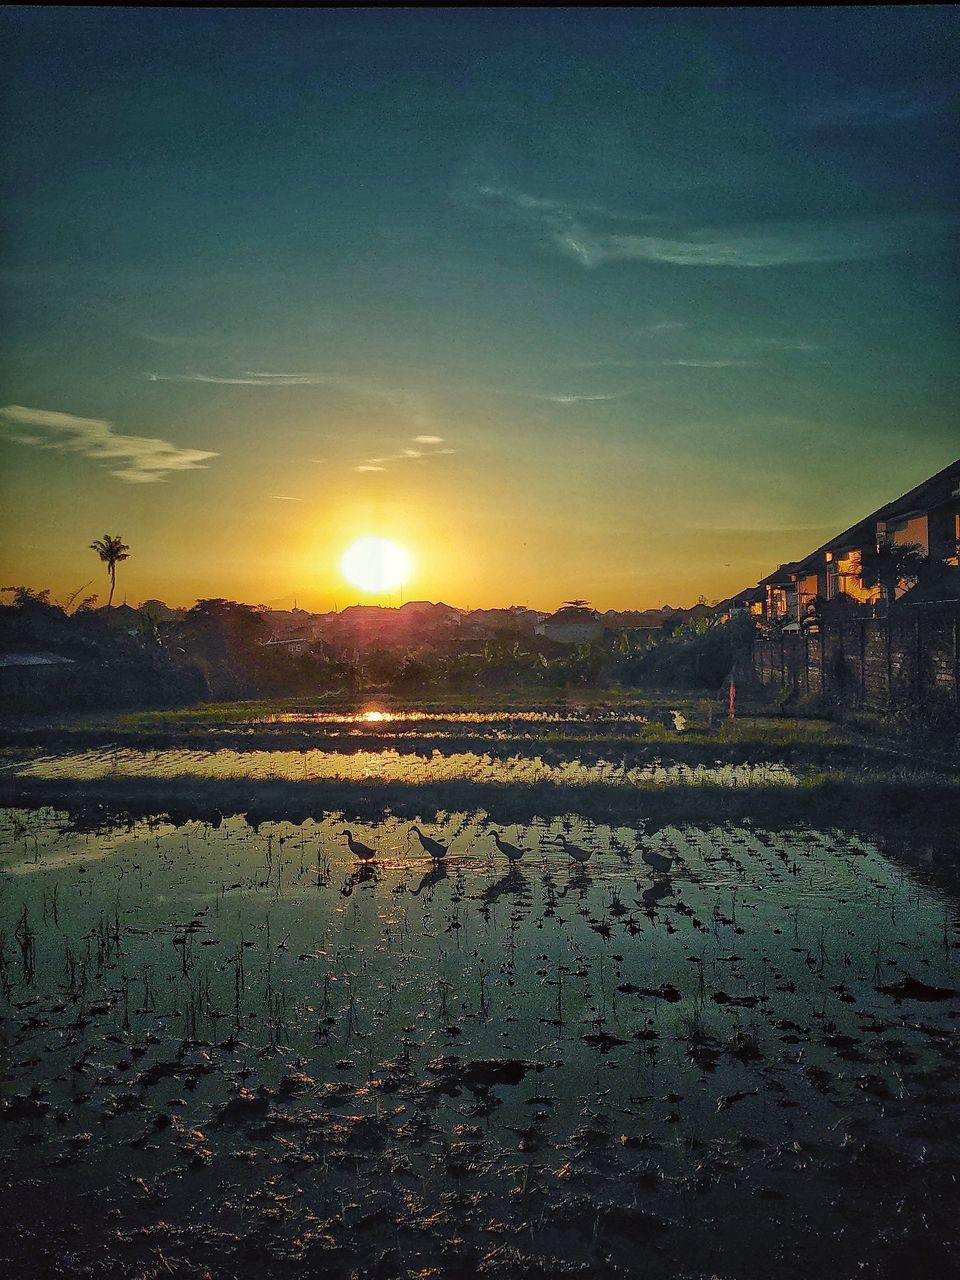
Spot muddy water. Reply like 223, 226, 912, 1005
2, 800, 959, 1278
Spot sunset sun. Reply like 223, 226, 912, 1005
340, 537, 412, 595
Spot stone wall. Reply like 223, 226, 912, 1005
752, 603, 960, 717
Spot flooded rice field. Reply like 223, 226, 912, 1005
1, 719, 959, 1277
269, 709, 671, 728
2, 746, 797, 789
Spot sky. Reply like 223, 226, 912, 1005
1, 8, 958, 612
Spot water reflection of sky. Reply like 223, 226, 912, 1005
9, 747, 795, 787
2, 802, 958, 1274
269, 708, 665, 725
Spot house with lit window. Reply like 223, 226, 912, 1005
740, 459, 960, 625
756, 564, 803, 625
813, 459, 959, 605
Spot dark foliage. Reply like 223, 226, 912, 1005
0, 589, 204, 713
1, 587, 760, 713
623, 614, 755, 691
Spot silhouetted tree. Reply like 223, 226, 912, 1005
0, 586, 66, 643
90, 534, 130, 607
61, 582, 97, 614
858, 539, 927, 604
1, 585, 55, 610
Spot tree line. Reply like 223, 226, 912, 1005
0, 587, 755, 711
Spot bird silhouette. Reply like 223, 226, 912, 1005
553, 835, 592, 866
641, 880, 672, 908
341, 829, 378, 862
409, 825, 448, 860
640, 846, 673, 876
491, 830, 527, 863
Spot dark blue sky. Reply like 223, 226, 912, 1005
2, 8, 958, 608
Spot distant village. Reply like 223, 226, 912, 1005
114, 597, 718, 656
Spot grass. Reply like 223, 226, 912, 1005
1, 694, 869, 746
112, 689, 717, 727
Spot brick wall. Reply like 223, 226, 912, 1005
752, 603, 960, 717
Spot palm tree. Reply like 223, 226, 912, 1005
858, 539, 927, 606
90, 534, 130, 608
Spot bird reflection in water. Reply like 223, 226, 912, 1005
341, 861, 380, 897
411, 861, 449, 896
478, 866, 529, 908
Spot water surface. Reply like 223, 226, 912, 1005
2, 801, 958, 1278
4, 745, 796, 787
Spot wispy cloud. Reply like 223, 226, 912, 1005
748, 337, 818, 353
665, 359, 756, 369
271, 495, 303, 501
641, 320, 687, 334
457, 181, 641, 252
149, 370, 445, 436
543, 391, 627, 404
555, 219, 949, 269
636, 324, 816, 362
0, 405, 217, 484
800, 84, 952, 129
454, 374, 633, 404
139, 331, 204, 348
463, 184, 637, 226
560, 358, 640, 371
148, 371, 322, 386
462, 180, 953, 270
354, 436, 455, 473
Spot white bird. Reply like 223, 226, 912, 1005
491, 830, 527, 864
409, 825, 448, 860
341, 829, 378, 862
554, 835, 592, 866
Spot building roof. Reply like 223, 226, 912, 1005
796, 458, 960, 569
545, 605, 600, 624
756, 563, 801, 588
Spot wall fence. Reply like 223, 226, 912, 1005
751, 602, 960, 718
